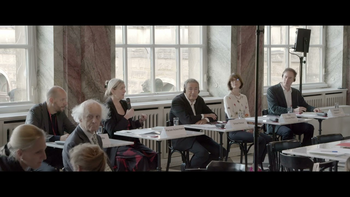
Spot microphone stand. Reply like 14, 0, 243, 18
254, 25, 264, 172
289, 37, 308, 94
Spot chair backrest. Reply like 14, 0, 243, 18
206, 161, 246, 171
311, 133, 344, 145
279, 153, 314, 171
266, 139, 301, 171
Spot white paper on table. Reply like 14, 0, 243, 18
98, 133, 111, 147
327, 108, 345, 118
279, 113, 298, 123
225, 118, 249, 130
160, 125, 186, 138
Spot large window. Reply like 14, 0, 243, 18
115, 26, 206, 98
0, 26, 35, 104
264, 25, 325, 89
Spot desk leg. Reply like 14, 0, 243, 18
219, 132, 223, 161
317, 119, 323, 135
156, 141, 162, 171
272, 125, 276, 141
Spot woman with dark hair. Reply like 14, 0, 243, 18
223, 73, 272, 171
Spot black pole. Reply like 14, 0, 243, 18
254, 26, 263, 171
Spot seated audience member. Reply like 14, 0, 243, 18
62, 99, 113, 172
102, 78, 158, 171
69, 143, 108, 171
223, 73, 272, 171
0, 124, 46, 171
169, 78, 227, 168
266, 68, 320, 146
25, 85, 76, 171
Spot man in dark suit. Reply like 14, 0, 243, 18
62, 99, 113, 171
266, 68, 320, 146
25, 86, 76, 171
169, 78, 226, 168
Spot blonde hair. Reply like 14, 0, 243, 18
69, 143, 107, 171
8, 124, 46, 159
104, 78, 124, 98
71, 99, 109, 123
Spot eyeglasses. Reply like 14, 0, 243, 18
232, 78, 240, 82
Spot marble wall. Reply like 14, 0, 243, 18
35, 25, 350, 121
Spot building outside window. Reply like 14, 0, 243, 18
263, 25, 325, 89
115, 26, 206, 97
0, 26, 35, 104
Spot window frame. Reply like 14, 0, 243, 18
115, 25, 209, 103
263, 25, 327, 93
0, 26, 37, 113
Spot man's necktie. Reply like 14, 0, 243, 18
91, 133, 98, 144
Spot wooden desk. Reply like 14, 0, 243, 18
245, 115, 312, 140
183, 123, 255, 161
282, 139, 350, 163
114, 128, 205, 171
296, 112, 350, 135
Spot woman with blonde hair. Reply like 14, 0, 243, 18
102, 78, 158, 171
69, 143, 108, 171
0, 124, 47, 171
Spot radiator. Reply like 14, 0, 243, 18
303, 90, 346, 108
1, 120, 25, 147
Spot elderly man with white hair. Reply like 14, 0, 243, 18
62, 99, 113, 171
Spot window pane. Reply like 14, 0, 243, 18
0, 26, 27, 44
127, 26, 150, 44
115, 26, 123, 44
0, 48, 28, 102
305, 47, 321, 83
155, 48, 176, 93
181, 48, 201, 88
155, 26, 176, 44
115, 48, 123, 80
180, 26, 201, 44
264, 48, 268, 86
271, 26, 287, 45
289, 52, 301, 84
309, 26, 322, 45
127, 48, 150, 94
270, 47, 286, 85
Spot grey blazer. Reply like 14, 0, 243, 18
266, 83, 316, 134
25, 101, 76, 142
61, 125, 104, 171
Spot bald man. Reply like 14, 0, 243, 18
25, 85, 76, 171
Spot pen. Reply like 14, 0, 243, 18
320, 150, 338, 153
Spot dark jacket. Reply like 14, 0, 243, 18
25, 101, 76, 142
0, 156, 26, 171
266, 83, 316, 134
102, 98, 143, 142
169, 93, 217, 151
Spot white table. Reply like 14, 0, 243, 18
245, 115, 312, 140
296, 112, 350, 135
46, 139, 134, 149
183, 123, 255, 161
114, 128, 205, 171
282, 139, 350, 163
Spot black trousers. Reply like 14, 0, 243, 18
276, 123, 314, 146
228, 130, 273, 166
189, 135, 227, 168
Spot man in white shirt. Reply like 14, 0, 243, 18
266, 68, 320, 146
169, 78, 226, 168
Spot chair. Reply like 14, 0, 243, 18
279, 152, 339, 172
266, 139, 301, 171
165, 120, 191, 171
311, 133, 344, 145
224, 113, 254, 166
181, 160, 246, 172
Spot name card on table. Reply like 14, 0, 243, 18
279, 113, 298, 123
225, 119, 249, 130
98, 133, 111, 147
327, 108, 345, 117
159, 125, 187, 138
